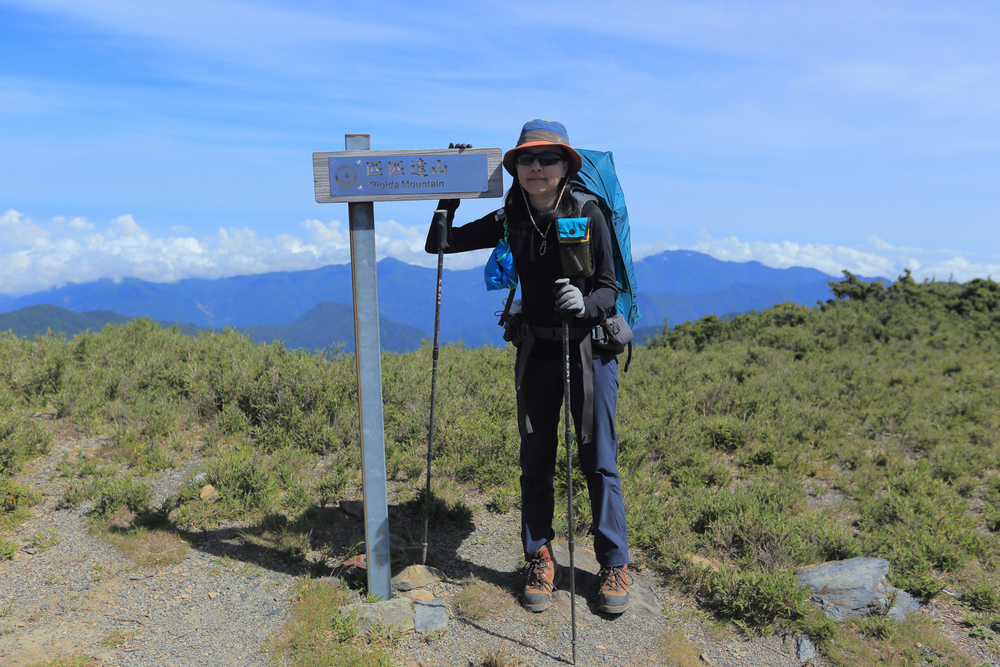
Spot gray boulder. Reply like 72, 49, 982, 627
340, 597, 415, 634
794, 557, 920, 622
796, 635, 817, 662
414, 599, 448, 634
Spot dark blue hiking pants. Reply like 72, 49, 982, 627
516, 348, 629, 568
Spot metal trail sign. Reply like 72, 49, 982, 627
312, 137, 502, 600
314, 146, 503, 203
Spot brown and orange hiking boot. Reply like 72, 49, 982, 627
522, 542, 561, 612
597, 564, 630, 614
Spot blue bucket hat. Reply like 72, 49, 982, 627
502, 119, 583, 177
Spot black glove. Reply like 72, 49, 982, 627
437, 198, 460, 223
426, 207, 453, 253
439, 143, 470, 222
425, 144, 471, 253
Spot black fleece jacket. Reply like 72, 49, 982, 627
425, 199, 617, 335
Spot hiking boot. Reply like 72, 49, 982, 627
597, 564, 630, 614
522, 543, 561, 612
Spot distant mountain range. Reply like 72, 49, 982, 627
0, 301, 425, 354
0, 251, 878, 351
0, 304, 132, 338
237, 301, 425, 353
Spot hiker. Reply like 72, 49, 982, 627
425, 120, 630, 614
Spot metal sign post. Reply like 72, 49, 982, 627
313, 137, 502, 600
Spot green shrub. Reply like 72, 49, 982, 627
316, 466, 353, 507
696, 565, 809, 632
961, 581, 1000, 613
60, 478, 94, 509
795, 608, 838, 642
272, 579, 394, 667
661, 448, 731, 489
0, 478, 38, 529
985, 505, 1000, 533
204, 442, 280, 513
856, 465, 986, 594
0, 536, 17, 560
0, 414, 53, 475
92, 475, 153, 518
853, 613, 895, 640
488, 482, 518, 514
108, 421, 176, 474
0, 478, 38, 513
699, 414, 749, 451
406, 484, 474, 528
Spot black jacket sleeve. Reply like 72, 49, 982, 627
577, 201, 617, 324
425, 210, 503, 254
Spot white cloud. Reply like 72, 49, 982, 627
690, 234, 1000, 283
299, 219, 345, 245
1, 209, 50, 245
3, 210, 998, 298
68, 217, 94, 231
110, 214, 148, 239
633, 239, 682, 262
0, 210, 488, 296
689, 235, 891, 277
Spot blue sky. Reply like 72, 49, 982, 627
1, 0, 998, 297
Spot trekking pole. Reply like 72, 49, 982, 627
421, 209, 447, 566
555, 278, 578, 665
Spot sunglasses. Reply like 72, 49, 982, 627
515, 151, 565, 167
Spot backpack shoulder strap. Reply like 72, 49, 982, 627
498, 287, 517, 327
570, 188, 598, 207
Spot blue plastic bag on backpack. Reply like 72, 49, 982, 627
484, 211, 517, 291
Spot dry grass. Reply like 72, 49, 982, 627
824, 616, 979, 667
453, 577, 515, 622
657, 629, 707, 667
478, 648, 524, 667
106, 528, 189, 567
25, 657, 101, 667
107, 506, 138, 530
28, 528, 61, 552
100, 627, 143, 648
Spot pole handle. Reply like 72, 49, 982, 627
432, 209, 449, 252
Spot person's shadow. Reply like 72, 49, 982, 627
159, 488, 588, 664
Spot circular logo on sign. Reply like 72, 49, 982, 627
334, 164, 358, 188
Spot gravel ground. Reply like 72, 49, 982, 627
1, 435, 299, 667
3, 429, 999, 667
383, 519, 833, 667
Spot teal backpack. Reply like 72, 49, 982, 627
571, 149, 641, 329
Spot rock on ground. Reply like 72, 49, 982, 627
795, 557, 921, 622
